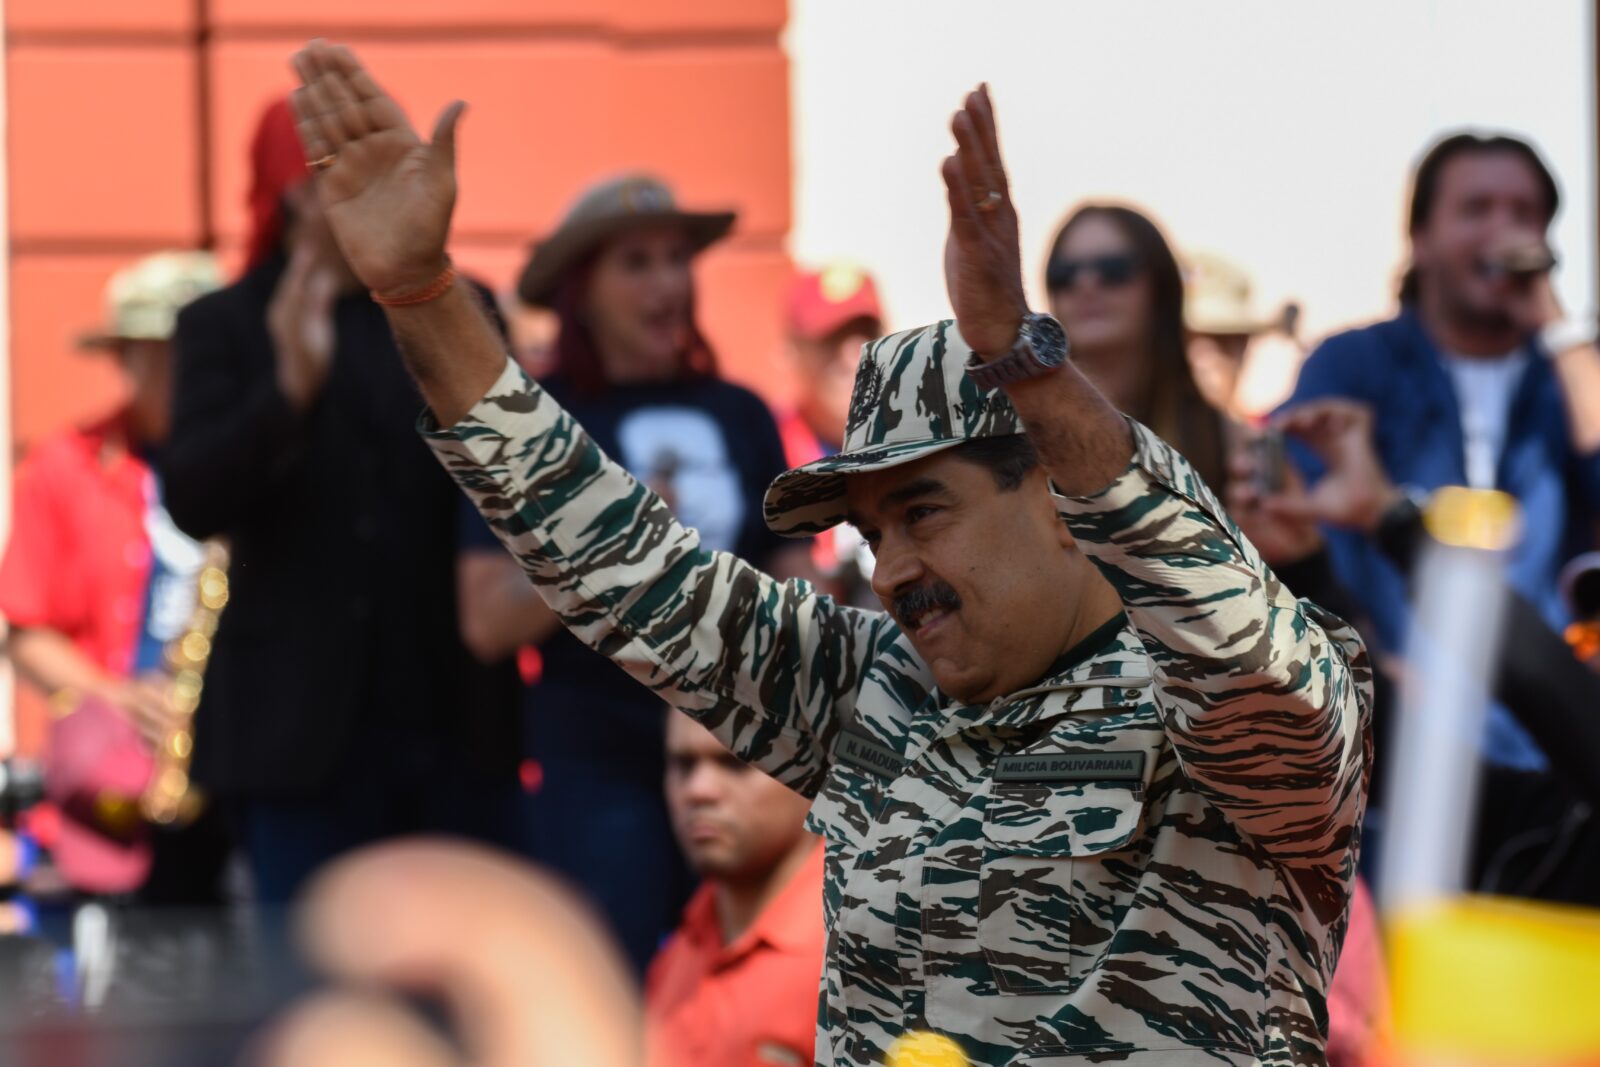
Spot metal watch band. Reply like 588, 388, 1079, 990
964, 350, 1036, 389
964, 313, 1068, 391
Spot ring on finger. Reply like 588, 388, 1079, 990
974, 190, 1003, 213
307, 154, 338, 173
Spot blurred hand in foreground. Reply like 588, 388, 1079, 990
253, 840, 639, 1067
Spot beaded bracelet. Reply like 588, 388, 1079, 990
371, 259, 456, 307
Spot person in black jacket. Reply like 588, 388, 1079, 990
158, 98, 518, 904
1230, 397, 1600, 905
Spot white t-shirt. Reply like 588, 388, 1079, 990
1441, 348, 1530, 489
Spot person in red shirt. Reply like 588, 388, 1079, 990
647, 713, 825, 1067
0, 251, 229, 901
780, 265, 885, 604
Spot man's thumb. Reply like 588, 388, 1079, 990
429, 100, 466, 176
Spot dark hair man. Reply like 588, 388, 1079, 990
1282, 131, 1600, 892
285, 44, 1370, 1067
647, 714, 824, 1067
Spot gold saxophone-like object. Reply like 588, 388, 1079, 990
140, 542, 229, 825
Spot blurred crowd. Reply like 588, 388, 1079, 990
2, 87, 1598, 1067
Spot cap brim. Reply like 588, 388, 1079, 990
763, 436, 971, 537
517, 209, 736, 308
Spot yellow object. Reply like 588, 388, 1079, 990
1387, 895, 1600, 1061
886, 1032, 969, 1067
1421, 487, 1521, 552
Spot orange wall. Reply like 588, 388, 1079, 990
6, 0, 794, 448
4, 0, 791, 756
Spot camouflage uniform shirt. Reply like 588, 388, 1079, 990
423, 332, 1373, 1067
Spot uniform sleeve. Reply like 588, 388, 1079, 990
456, 490, 502, 555
421, 359, 892, 797
1055, 420, 1373, 909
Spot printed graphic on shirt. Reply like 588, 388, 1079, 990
617, 407, 743, 553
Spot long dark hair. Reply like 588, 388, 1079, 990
550, 243, 720, 397
1048, 204, 1227, 491
1398, 132, 1560, 305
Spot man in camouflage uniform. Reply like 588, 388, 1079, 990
289, 46, 1372, 1067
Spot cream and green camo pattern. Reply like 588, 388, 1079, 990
421, 320, 1372, 1067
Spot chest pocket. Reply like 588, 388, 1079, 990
978, 711, 1162, 996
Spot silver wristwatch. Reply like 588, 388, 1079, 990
964, 313, 1070, 391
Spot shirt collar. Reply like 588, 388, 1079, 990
688, 840, 825, 967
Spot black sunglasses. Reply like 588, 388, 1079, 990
1046, 252, 1143, 292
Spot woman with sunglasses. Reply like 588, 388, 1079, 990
1045, 204, 1229, 491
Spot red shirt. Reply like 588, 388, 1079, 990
0, 414, 153, 677
646, 842, 826, 1067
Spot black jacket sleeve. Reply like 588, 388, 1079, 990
159, 286, 315, 539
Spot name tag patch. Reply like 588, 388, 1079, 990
834, 729, 904, 780
995, 750, 1145, 783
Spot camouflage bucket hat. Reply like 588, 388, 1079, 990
764, 319, 1024, 537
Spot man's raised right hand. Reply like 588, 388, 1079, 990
289, 41, 462, 297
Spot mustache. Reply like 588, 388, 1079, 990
892, 581, 962, 625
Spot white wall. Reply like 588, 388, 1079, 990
788, 0, 1595, 346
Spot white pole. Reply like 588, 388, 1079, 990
1378, 489, 1519, 911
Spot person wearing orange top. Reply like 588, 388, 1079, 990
646, 713, 825, 1067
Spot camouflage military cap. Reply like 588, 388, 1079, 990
764, 319, 1023, 536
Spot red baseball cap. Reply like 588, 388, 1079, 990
45, 696, 154, 895
786, 264, 884, 341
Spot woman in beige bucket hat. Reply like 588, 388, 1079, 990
459, 173, 812, 974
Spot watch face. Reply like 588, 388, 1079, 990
1025, 314, 1069, 368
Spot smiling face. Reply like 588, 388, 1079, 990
844, 442, 1103, 704
1413, 150, 1552, 328
583, 224, 696, 383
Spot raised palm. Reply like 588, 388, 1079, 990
289, 42, 461, 295
941, 85, 1029, 358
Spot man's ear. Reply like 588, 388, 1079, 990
1054, 510, 1079, 551
1024, 471, 1078, 550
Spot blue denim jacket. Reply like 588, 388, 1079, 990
1285, 308, 1600, 770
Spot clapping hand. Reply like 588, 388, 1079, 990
253, 841, 639, 1067
267, 222, 339, 412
